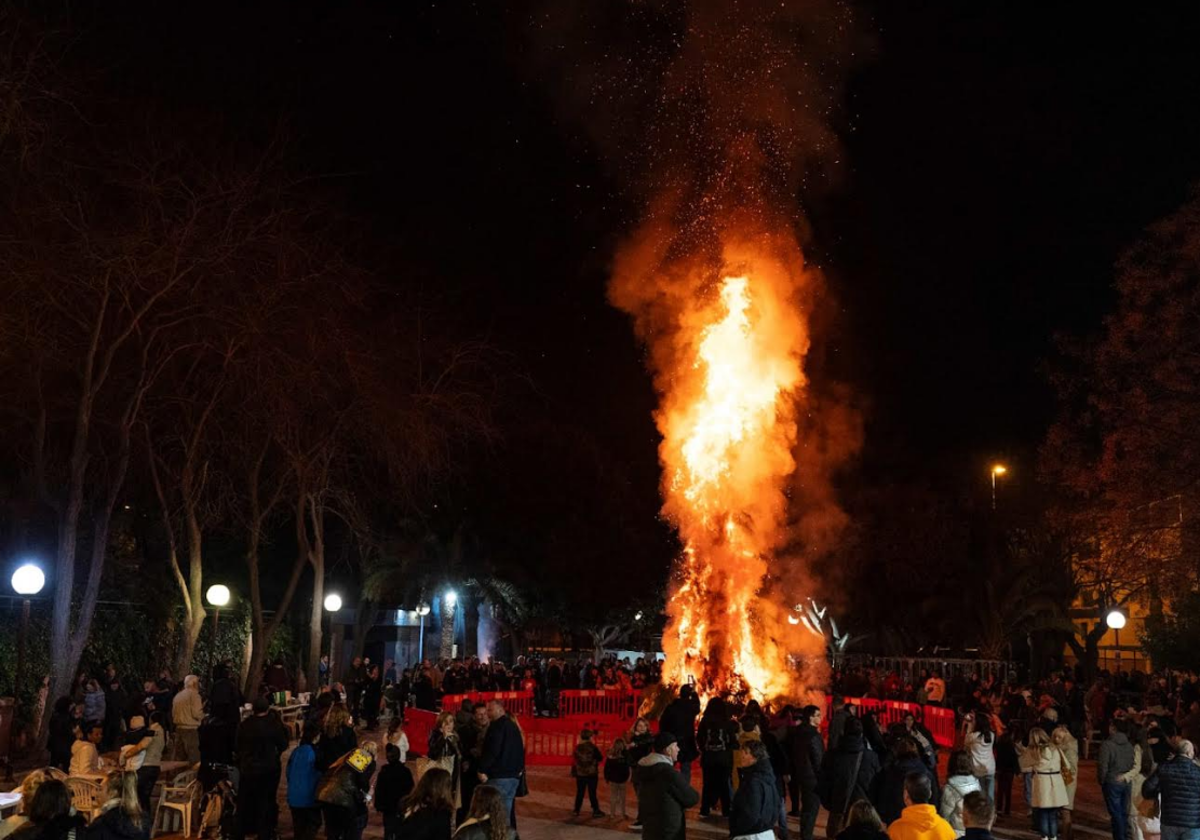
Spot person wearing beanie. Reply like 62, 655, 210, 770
637, 731, 699, 840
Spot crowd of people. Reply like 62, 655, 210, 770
15, 655, 1200, 840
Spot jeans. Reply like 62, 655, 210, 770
1103, 782, 1132, 840
135, 766, 160, 812
575, 776, 601, 813
1161, 828, 1200, 840
1034, 807, 1060, 839
490, 776, 521, 828
678, 761, 693, 784
609, 781, 627, 817
977, 774, 995, 803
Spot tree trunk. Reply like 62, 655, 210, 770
306, 505, 326, 690
440, 599, 456, 660
175, 513, 207, 678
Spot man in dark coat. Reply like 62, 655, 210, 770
787, 704, 825, 840
1142, 740, 1200, 840
658, 685, 702, 782
818, 716, 882, 839
731, 739, 782, 839
637, 732, 699, 840
236, 696, 290, 840
478, 699, 527, 828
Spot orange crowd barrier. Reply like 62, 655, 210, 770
824, 696, 956, 748
441, 690, 536, 718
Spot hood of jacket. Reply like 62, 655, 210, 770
638, 752, 673, 768
1108, 732, 1131, 747
95, 805, 144, 839
897, 804, 949, 832
947, 775, 980, 794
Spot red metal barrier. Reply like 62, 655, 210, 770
558, 689, 638, 719
824, 697, 956, 748
440, 690, 536, 718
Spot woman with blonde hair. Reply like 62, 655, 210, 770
835, 799, 888, 840
318, 704, 359, 771
1023, 728, 1068, 840
427, 712, 463, 812
1051, 725, 1079, 840
85, 771, 146, 840
0, 771, 49, 839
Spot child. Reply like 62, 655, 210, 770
995, 724, 1021, 816
604, 736, 631, 819
287, 722, 322, 840
375, 743, 415, 840
386, 716, 409, 763
571, 728, 605, 817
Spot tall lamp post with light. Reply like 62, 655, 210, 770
324, 593, 343, 683
205, 584, 231, 681
991, 464, 1008, 510
11, 563, 45, 708
8, 562, 44, 782
1106, 609, 1127, 671
415, 601, 431, 665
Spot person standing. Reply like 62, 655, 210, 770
697, 698, 738, 819
940, 752, 982, 838
925, 675, 947, 708
636, 732, 699, 840
287, 722, 324, 840
1051, 724, 1079, 840
818, 717, 881, 839
476, 700, 525, 828
571, 728, 605, 817
787, 705, 825, 840
375, 743, 415, 840
659, 685, 701, 783
236, 695, 290, 840
345, 657, 368, 724
1026, 728, 1068, 840
46, 698, 76, 773
605, 738, 631, 820
171, 675, 204, 763
1098, 720, 1136, 840
730, 739, 781, 840
1142, 739, 1200, 840
428, 713, 464, 815
964, 715, 996, 803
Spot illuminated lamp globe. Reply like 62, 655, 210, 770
11, 563, 45, 596
415, 602, 431, 617
444, 590, 457, 607
205, 584, 231, 608
324, 593, 343, 612
1106, 610, 1127, 630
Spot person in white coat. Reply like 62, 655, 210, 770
964, 714, 997, 803
940, 752, 983, 838
1022, 728, 1068, 840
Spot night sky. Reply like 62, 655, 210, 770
76, 1, 1200, 509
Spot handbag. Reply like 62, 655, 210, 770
516, 770, 529, 798
316, 766, 356, 809
1058, 750, 1075, 786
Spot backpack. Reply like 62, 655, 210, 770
704, 724, 729, 753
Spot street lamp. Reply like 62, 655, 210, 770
9, 562, 44, 781
10, 563, 44, 700
415, 601, 431, 665
205, 584, 231, 681
1107, 609, 1127, 671
991, 464, 1008, 510
323, 593, 343, 681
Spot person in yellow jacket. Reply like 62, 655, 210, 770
888, 773, 957, 840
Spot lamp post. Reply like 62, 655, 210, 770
8, 562, 43, 782
10, 563, 45, 706
323, 593, 343, 682
991, 464, 1008, 510
415, 602, 431, 665
1106, 609, 1127, 671
205, 584, 231, 682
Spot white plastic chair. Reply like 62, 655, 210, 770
152, 771, 199, 837
65, 777, 106, 823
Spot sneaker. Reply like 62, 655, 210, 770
631, 821, 643, 830
593, 811, 606, 818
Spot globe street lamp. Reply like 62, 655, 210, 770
205, 584, 232, 681
415, 601, 431, 665
10, 562, 45, 710
1107, 609, 1127, 670
324, 593, 343, 681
